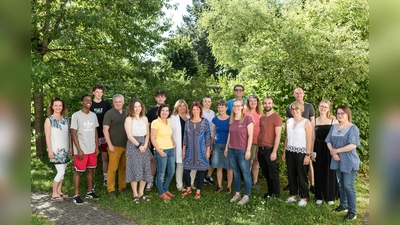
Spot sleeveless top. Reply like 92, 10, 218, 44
48, 115, 70, 164
286, 118, 307, 154
131, 117, 147, 136
314, 118, 333, 141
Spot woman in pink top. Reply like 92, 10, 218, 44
245, 95, 263, 190
224, 99, 253, 205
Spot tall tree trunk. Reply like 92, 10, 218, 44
34, 91, 46, 156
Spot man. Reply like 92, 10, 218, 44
145, 90, 167, 191
258, 97, 282, 198
71, 95, 100, 205
103, 94, 127, 198
90, 84, 112, 187
284, 87, 315, 192
202, 96, 215, 185
226, 84, 246, 116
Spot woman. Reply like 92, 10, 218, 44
170, 99, 196, 192
224, 99, 253, 205
244, 95, 263, 190
326, 105, 360, 221
282, 101, 312, 207
211, 100, 233, 194
150, 104, 176, 200
44, 97, 71, 201
181, 102, 212, 199
124, 99, 152, 204
311, 100, 338, 205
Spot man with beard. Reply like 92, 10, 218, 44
257, 97, 282, 198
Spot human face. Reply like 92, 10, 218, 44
81, 96, 92, 110
293, 88, 304, 102
318, 102, 330, 116
160, 106, 170, 119
52, 100, 63, 114
234, 87, 244, 98
92, 89, 103, 100
217, 104, 227, 115
178, 102, 187, 114
232, 101, 243, 114
291, 107, 301, 117
155, 94, 166, 105
263, 98, 273, 112
113, 97, 124, 111
248, 97, 258, 110
336, 109, 348, 123
134, 102, 142, 115
192, 106, 201, 118
202, 97, 212, 109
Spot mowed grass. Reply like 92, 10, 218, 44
31, 148, 369, 225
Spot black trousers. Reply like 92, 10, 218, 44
258, 146, 280, 197
286, 151, 309, 198
184, 170, 205, 190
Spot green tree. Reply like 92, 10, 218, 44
31, 0, 172, 156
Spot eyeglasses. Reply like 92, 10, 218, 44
233, 104, 243, 108
319, 105, 329, 109
336, 112, 346, 116
234, 89, 243, 92
291, 107, 299, 111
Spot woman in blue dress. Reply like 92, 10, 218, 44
181, 102, 212, 199
325, 105, 360, 221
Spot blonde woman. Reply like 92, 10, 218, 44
224, 99, 253, 205
170, 99, 196, 192
124, 99, 152, 204
311, 100, 338, 205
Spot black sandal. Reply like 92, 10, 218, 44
140, 195, 150, 202
133, 196, 140, 204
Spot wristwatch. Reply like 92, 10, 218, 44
305, 153, 311, 156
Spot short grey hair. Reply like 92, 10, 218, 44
113, 94, 124, 101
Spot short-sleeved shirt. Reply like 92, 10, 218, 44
286, 102, 315, 120
90, 100, 112, 137
325, 124, 360, 173
244, 110, 262, 144
203, 109, 215, 127
103, 108, 127, 147
151, 117, 173, 149
71, 110, 99, 154
146, 105, 159, 125
227, 98, 246, 116
258, 113, 282, 147
212, 116, 230, 144
228, 116, 253, 150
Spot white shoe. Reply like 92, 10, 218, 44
286, 197, 296, 203
327, 201, 334, 205
298, 199, 307, 207
230, 194, 241, 203
316, 199, 323, 205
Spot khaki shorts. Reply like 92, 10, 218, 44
250, 144, 258, 161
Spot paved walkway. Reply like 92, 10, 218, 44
31, 192, 137, 225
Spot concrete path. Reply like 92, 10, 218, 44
31, 192, 137, 225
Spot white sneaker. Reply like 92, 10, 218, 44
230, 194, 241, 203
327, 201, 334, 205
298, 199, 307, 207
316, 199, 323, 205
286, 197, 296, 203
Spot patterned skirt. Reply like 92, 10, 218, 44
125, 136, 153, 183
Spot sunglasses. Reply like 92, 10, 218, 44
234, 89, 243, 92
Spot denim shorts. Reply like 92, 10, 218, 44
211, 143, 232, 169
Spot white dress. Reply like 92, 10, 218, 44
49, 116, 70, 164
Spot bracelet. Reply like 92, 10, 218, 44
136, 143, 142, 148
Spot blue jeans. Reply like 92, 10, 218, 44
336, 170, 357, 213
228, 148, 251, 196
155, 148, 175, 195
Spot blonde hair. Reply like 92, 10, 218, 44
246, 95, 263, 114
290, 101, 304, 113
317, 100, 335, 119
230, 99, 246, 124
172, 99, 189, 115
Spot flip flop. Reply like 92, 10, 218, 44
51, 196, 64, 201
60, 194, 69, 199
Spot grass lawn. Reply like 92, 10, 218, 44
31, 150, 369, 225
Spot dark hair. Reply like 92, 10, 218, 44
155, 90, 166, 97
233, 84, 244, 91
92, 84, 104, 92
157, 104, 171, 118
336, 105, 352, 123
127, 98, 146, 118
189, 102, 203, 119
81, 94, 91, 101
217, 99, 228, 107
47, 97, 68, 116
263, 96, 274, 103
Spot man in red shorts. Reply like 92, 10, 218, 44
71, 95, 100, 205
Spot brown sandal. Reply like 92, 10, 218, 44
140, 195, 150, 202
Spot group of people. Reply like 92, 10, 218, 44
44, 84, 361, 220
